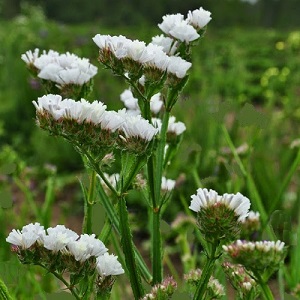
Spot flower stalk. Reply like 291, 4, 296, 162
192, 242, 219, 300
118, 195, 144, 299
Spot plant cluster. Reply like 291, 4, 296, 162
1, 5, 292, 300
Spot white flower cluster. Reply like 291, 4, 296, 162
158, 7, 211, 43
222, 240, 285, 253
189, 188, 250, 221
92, 34, 191, 79
21, 49, 98, 87
33, 94, 158, 142
152, 116, 186, 136
120, 89, 163, 115
6, 223, 124, 276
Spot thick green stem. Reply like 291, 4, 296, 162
118, 196, 144, 299
148, 111, 170, 284
152, 208, 162, 284
193, 243, 218, 300
256, 273, 274, 300
83, 170, 96, 234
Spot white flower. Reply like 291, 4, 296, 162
169, 20, 199, 43
33, 50, 60, 70
6, 230, 38, 249
151, 35, 178, 55
100, 110, 126, 132
167, 56, 192, 78
68, 234, 107, 261
121, 114, 159, 142
161, 177, 176, 191
187, 7, 212, 29
189, 188, 251, 221
92, 34, 131, 59
158, 14, 184, 35
150, 93, 163, 114
120, 89, 139, 111
21, 48, 40, 65
96, 253, 124, 276
6, 223, 46, 249
168, 116, 186, 135
221, 193, 251, 221
43, 225, 79, 252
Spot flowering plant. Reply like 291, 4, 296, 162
2, 5, 288, 300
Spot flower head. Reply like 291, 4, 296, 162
223, 240, 287, 278
6, 223, 46, 249
187, 7, 212, 29
22, 49, 97, 98
189, 188, 251, 243
68, 234, 108, 262
43, 225, 79, 252
96, 253, 124, 276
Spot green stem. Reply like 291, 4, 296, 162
0, 278, 13, 300
118, 196, 144, 299
83, 170, 96, 234
255, 273, 274, 300
96, 164, 152, 284
152, 208, 162, 284
193, 243, 218, 300
37, 263, 81, 300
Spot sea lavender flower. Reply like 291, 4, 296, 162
158, 14, 185, 36
167, 56, 192, 79
168, 20, 200, 43
223, 240, 286, 277
6, 223, 46, 249
67, 234, 108, 262
187, 7, 212, 29
43, 225, 79, 252
161, 177, 176, 191
96, 253, 124, 277
22, 49, 97, 98
189, 188, 251, 243
151, 35, 178, 55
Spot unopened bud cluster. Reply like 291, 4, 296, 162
222, 262, 260, 298
223, 240, 286, 277
33, 94, 158, 157
189, 188, 250, 243
6, 223, 124, 284
140, 277, 177, 300
184, 269, 225, 299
